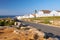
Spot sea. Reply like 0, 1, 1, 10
0, 15, 16, 18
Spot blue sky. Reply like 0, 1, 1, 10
0, 0, 60, 15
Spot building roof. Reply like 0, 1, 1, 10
56, 11, 60, 12
41, 10, 51, 13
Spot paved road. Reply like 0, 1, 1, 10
22, 21, 60, 36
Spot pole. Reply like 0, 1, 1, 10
53, 14, 55, 25
35, 10, 37, 18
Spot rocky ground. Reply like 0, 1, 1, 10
0, 26, 59, 40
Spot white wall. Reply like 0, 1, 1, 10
36, 10, 60, 17
16, 10, 60, 20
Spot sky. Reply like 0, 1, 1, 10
0, 0, 60, 15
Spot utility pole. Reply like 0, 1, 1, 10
53, 14, 55, 25
34, 10, 37, 18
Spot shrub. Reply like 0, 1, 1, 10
44, 20, 51, 24
0, 18, 15, 26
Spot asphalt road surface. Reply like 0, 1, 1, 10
22, 21, 60, 36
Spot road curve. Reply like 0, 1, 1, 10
22, 21, 60, 36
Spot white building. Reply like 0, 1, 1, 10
36, 10, 60, 17
16, 10, 60, 20
16, 14, 34, 20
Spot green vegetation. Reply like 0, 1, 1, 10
42, 20, 51, 24
28, 16, 60, 24
0, 18, 15, 26
29, 16, 60, 20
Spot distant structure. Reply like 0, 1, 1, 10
34, 10, 37, 18
36, 10, 60, 17
16, 10, 60, 20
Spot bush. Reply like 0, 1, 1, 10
43, 20, 51, 24
0, 20, 5, 26
0, 19, 15, 26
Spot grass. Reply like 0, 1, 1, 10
28, 16, 60, 24
29, 16, 60, 20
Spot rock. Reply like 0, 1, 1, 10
0, 26, 59, 40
